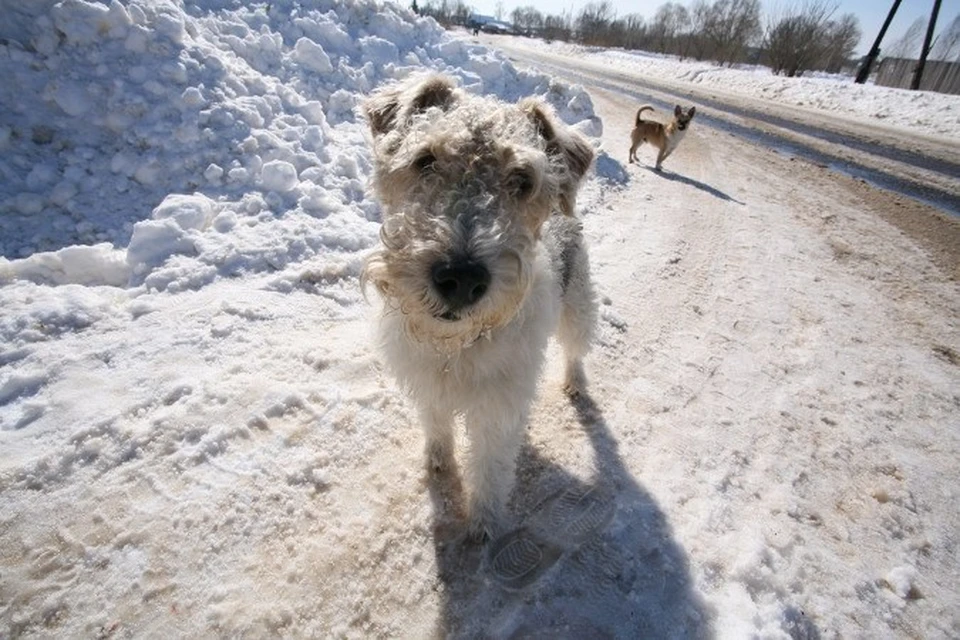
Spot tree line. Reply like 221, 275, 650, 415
415, 0, 960, 78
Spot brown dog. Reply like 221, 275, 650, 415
628, 104, 696, 170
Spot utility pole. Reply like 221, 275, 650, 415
911, 0, 943, 90
855, 0, 903, 84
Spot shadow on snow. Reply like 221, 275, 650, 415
428, 390, 714, 639
645, 166, 745, 205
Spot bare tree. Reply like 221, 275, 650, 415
888, 17, 926, 59
764, 1, 836, 77
451, 0, 471, 26
542, 12, 573, 43
576, 1, 617, 46
495, 0, 504, 21
419, 0, 471, 27
530, 0, 858, 73
650, 3, 691, 54
819, 13, 860, 73
689, 0, 713, 60
930, 13, 960, 61
418, 0, 449, 25
701, 0, 763, 66
649, 5, 669, 52
511, 6, 545, 35
674, 5, 698, 60
535, 1, 647, 49
622, 14, 647, 51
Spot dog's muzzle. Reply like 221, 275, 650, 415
431, 259, 490, 320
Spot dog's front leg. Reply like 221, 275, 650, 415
419, 405, 456, 474
462, 406, 527, 540
655, 146, 668, 170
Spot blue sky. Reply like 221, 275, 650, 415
463, 0, 953, 56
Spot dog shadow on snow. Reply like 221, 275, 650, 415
645, 166, 745, 205
427, 391, 714, 639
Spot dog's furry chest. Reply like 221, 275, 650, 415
379, 249, 562, 411
664, 126, 687, 151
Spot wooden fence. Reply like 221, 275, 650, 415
874, 57, 960, 95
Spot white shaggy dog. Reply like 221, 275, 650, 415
362, 74, 598, 539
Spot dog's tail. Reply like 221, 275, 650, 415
635, 105, 655, 127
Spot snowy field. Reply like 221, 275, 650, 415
495, 36, 960, 141
1, 1, 958, 638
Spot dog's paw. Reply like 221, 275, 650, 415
563, 361, 587, 397
465, 518, 492, 543
466, 503, 506, 542
466, 513, 500, 543
563, 377, 584, 397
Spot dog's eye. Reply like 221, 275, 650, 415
506, 168, 536, 199
412, 152, 437, 174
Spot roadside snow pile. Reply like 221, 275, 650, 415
0, 0, 598, 286
512, 38, 960, 140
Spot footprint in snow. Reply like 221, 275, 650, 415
486, 484, 616, 590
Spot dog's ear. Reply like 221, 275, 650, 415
688, 106, 696, 118
674, 105, 682, 118
520, 99, 594, 215
365, 91, 401, 137
364, 74, 458, 138
409, 75, 457, 114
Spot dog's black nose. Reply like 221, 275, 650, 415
431, 259, 490, 311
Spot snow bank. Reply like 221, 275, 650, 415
0, 243, 129, 287
0, 0, 598, 286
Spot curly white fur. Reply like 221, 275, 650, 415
362, 73, 598, 538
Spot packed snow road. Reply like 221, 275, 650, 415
482, 35, 960, 218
